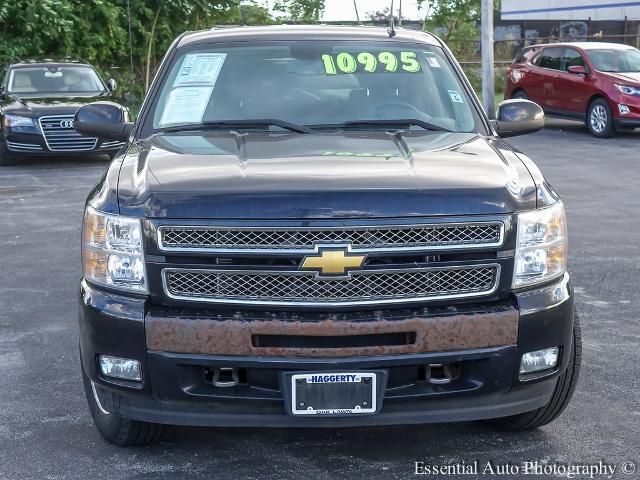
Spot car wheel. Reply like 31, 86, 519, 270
511, 90, 528, 100
81, 365, 166, 446
587, 99, 615, 138
485, 307, 582, 430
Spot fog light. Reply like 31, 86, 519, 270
520, 347, 559, 375
99, 355, 142, 381
618, 104, 630, 115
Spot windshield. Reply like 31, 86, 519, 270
149, 41, 480, 133
586, 48, 640, 73
8, 65, 105, 95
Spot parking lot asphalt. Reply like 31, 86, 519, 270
0, 119, 639, 480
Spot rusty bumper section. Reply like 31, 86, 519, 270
146, 309, 518, 357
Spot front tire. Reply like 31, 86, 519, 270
82, 366, 166, 446
486, 307, 582, 430
587, 99, 615, 138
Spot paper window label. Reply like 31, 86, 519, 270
159, 53, 227, 126
174, 53, 227, 87
448, 90, 465, 103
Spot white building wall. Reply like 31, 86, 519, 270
501, 0, 640, 20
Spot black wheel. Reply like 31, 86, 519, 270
511, 89, 528, 100
82, 366, 166, 446
0, 143, 18, 166
587, 98, 615, 138
486, 307, 582, 430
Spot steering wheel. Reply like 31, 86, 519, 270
373, 101, 423, 119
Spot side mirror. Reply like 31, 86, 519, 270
567, 65, 588, 75
491, 99, 544, 138
74, 102, 133, 142
106, 78, 117, 92
0, 85, 5, 100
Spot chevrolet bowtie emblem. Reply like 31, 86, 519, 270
300, 246, 366, 279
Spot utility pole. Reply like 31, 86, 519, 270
481, 0, 495, 118
398, 0, 403, 26
353, 0, 361, 24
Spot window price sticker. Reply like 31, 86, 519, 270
159, 52, 227, 126
159, 86, 213, 126
426, 56, 441, 68
448, 90, 465, 103
174, 53, 227, 87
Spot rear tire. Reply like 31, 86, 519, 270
486, 307, 582, 430
82, 366, 166, 446
587, 98, 615, 138
511, 89, 528, 100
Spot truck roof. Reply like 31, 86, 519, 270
178, 24, 441, 48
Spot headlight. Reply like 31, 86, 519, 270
82, 207, 147, 292
3, 114, 36, 128
513, 201, 567, 288
614, 84, 640, 96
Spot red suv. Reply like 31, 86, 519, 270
506, 42, 640, 137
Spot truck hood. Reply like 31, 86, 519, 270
117, 131, 537, 219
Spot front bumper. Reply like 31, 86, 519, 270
610, 94, 640, 129
79, 274, 574, 427
614, 117, 640, 129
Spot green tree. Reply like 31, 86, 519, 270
273, 0, 324, 22
0, 0, 326, 106
418, 0, 500, 56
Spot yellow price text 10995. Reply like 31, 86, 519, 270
321, 51, 422, 74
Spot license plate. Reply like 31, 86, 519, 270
291, 372, 377, 416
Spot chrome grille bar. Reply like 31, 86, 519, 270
6, 141, 43, 152
158, 222, 504, 254
163, 264, 500, 307
39, 114, 98, 152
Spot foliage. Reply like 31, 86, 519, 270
366, 8, 394, 22
1, 0, 508, 106
417, 0, 501, 58
0, 0, 322, 107
272, 0, 324, 22
462, 65, 506, 96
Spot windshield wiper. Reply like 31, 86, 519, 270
157, 119, 313, 134
311, 119, 451, 132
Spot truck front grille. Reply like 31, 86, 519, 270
163, 265, 499, 307
158, 222, 503, 253
39, 115, 97, 152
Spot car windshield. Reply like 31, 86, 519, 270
8, 65, 105, 95
586, 48, 640, 73
149, 41, 480, 133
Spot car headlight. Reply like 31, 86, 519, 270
614, 84, 640, 96
513, 201, 567, 288
3, 114, 36, 128
82, 207, 147, 292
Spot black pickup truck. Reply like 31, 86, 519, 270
76, 26, 580, 446
0, 59, 126, 165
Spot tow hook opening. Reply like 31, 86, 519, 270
423, 363, 461, 385
204, 367, 246, 387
